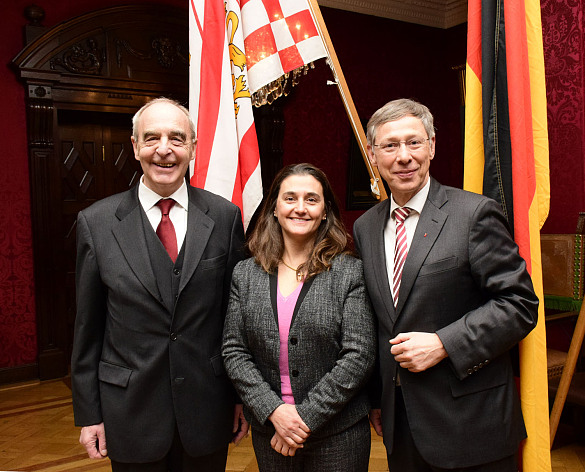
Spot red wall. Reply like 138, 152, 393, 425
540, 0, 585, 233
1, 0, 583, 372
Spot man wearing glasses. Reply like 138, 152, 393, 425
353, 98, 538, 471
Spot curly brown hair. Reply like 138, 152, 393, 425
247, 163, 352, 279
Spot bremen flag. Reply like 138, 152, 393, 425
189, 0, 262, 229
189, 0, 326, 229
240, 0, 327, 94
464, 0, 551, 470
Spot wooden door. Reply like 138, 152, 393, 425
57, 110, 141, 372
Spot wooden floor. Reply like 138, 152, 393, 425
0, 379, 582, 471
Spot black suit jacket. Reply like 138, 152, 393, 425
353, 178, 538, 468
71, 183, 245, 462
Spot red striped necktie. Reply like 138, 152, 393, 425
156, 199, 178, 263
392, 207, 412, 306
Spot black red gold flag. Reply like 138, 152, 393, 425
464, 0, 551, 469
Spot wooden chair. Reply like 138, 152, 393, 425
542, 230, 585, 445
549, 301, 585, 444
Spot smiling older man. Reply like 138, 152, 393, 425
71, 98, 248, 471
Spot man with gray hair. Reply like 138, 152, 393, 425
72, 97, 248, 471
354, 98, 538, 471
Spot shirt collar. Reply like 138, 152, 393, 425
390, 177, 431, 218
138, 176, 189, 212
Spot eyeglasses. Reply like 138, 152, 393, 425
373, 138, 429, 155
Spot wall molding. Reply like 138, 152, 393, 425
318, 0, 467, 28
0, 364, 39, 386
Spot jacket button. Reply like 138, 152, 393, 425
291, 370, 299, 377
173, 269, 181, 276
170, 332, 177, 341
473, 365, 479, 372
174, 377, 184, 384
467, 369, 474, 375
290, 337, 298, 345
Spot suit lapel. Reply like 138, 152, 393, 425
112, 187, 161, 303
368, 199, 399, 323
178, 186, 215, 295
290, 277, 315, 327
270, 273, 278, 324
396, 179, 448, 314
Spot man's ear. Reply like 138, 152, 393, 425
190, 138, 197, 161
367, 145, 377, 167
131, 136, 140, 161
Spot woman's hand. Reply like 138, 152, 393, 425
270, 431, 302, 456
268, 404, 311, 448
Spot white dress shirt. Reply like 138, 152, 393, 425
138, 177, 189, 253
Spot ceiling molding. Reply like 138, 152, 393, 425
318, 0, 468, 29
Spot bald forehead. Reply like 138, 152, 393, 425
136, 102, 194, 141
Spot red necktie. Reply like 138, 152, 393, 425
392, 207, 411, 306
156, 199, 178, 263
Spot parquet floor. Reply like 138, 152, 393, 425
0, 379, 582, 471
0, 379, 389, 471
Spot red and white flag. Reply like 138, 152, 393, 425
240, 0, 327, 93
189, 0, 326, 228
189, 0, 262, 229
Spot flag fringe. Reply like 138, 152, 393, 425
251, 63, 315, 107
544, 295, 583, 312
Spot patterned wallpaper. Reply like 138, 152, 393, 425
1, 4, 36, 368
541, 0, 585, 233
0, 178, 37, 368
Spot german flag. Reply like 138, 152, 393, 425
464, 0, 551, 470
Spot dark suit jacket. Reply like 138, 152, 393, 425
353, 178, 538, 468
71, 183, 245, 463
222, 255, 376, 438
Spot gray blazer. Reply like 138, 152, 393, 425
222, 255, 376, 438
354, 178, 538, 468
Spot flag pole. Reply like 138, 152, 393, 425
306, 0, 387, 201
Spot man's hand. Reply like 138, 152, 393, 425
232, 404, 250, 445
390, 332, 448, 372
270, 431, 302, 456
268, 404, 310, 448
369, 409, 383, 436
79, 423, 108, 459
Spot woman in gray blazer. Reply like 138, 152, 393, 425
222, 163, 376, 471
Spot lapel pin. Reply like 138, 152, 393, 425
424, 233, 428, 237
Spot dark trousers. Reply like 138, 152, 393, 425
389, 388, 518, 472
110, 426, 228, 472
252, 416, 371, 472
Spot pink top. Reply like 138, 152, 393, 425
277, 281, 303, 405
